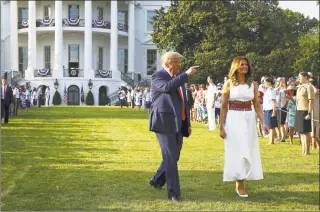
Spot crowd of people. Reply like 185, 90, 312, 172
1, 76, 51, 125
117, 87, 152, 112
182, 72, 319, 155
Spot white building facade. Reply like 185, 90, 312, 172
0, 0, 170, 105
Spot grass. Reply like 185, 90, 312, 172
1, 106, 319, 211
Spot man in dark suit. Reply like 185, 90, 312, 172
1, 77, 13, 125
185, 83, 194, 113
149, 52, 198, 201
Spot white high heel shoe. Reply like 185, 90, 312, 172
236, 189, 248, 198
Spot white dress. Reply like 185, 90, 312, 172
223, 83, 263, 182
206, 84, 217, 131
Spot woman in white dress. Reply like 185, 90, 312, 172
220, 56, 265, 198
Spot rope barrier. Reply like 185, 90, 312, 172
279, 108, 319, 123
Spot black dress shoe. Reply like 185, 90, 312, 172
149, 180, 162, 190
168, 196, 180, 202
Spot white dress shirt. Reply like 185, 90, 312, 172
263, 88, 276, 111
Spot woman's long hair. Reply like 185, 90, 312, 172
228, 56, 254, 87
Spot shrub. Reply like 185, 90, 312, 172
52, 91, 62, 105
86, 90, 94, 105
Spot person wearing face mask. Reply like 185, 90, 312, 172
148, 51, 198, 202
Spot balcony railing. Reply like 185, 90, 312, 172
117, 22, 128, 32
63, 18, 85, 27
36, 18, 55, 27
18, 18, 28, 29
18, 18, 128, 32
63, 68, 84, 77
92, 19, 128, 32
34, 69, 52, 77
92, 20, 111, 29
94, 69, 112, 78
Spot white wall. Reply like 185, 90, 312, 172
62, 1, 85, 19
63, 32, 84, 69
36, 1, 55, 19
1, 1, 10, 40
92, 1, 110, 21
92, 34, 110, 70
135, 39, 143, 75
36, 33, 55, 69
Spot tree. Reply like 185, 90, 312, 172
151, 0, 318, 82
293, 33, 320, 78
52, 91, 62, 105
85, 90, 94, 105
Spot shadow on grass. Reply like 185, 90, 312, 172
11, 106, 150, 120
1, 168, 318, 210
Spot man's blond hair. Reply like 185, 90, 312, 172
161, 51, 183, 65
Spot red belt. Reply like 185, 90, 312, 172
229, 101, 252, 111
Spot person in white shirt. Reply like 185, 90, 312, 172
32, 88, 37, 107
126, 89, 132, 107
37, 86, 43, 108
135, 88, 143, 111
45, 86, 50, 106
215, 89, 222, 126
12, 84, 20, 116
206, 76, 217, 131
25, 89, 31, 112
263, 77, 278, 144
145, 87, 152, 113
118, 88, 126, 108
131, 88, 136, 108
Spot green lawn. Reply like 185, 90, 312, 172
1, 106, 319, 211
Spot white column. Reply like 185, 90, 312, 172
54, 1, 63, 78
128, 2, 135, 73
110, 0, 119, 79
10, 1, 18, 73
84, 1, 93, 78
27, 0, 36, 80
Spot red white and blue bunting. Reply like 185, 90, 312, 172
67, 18, 80, 26
38, 69, 51, 76
98, 70, 112, 78
94, 20, 104, 27
21, 20, 29, 27
117, 23, 124, 30
40, 18, 53, 26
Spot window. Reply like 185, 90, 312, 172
97, 47, 103, 70
18, 47, 28, 73
97, 7, 103, 20
118, 11, 128, 26
118, 49, 128, 73
68, 45, 79, 62
147, 49, 157, 75
44, 6, 51, 19
68, 5, 79, 19
44, 46, 51, 69
18, 8, 28, 21
147, 11, 157, 31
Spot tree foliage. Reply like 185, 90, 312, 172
152, 0, 319, 83
293, 33, 320, 78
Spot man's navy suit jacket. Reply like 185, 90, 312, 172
149, 68, 191, 137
